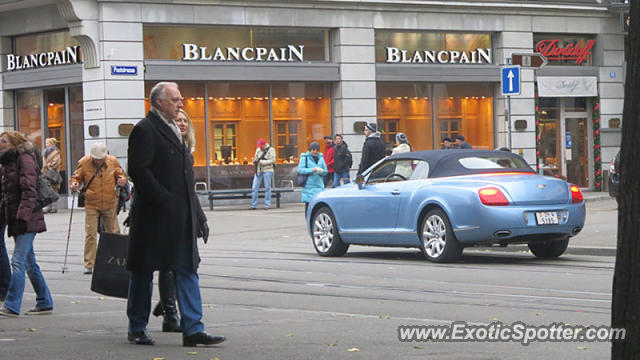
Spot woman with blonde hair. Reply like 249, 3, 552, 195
0, 131, 52, 317
42, 137, 62, 213
174, 109, 196, 152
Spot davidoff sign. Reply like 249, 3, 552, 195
5, 46, 81, 71
385, 47, 492, 64
535, 39, 595, 65
183, 44, 304, 62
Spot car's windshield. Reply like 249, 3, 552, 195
458, 155, 528, 169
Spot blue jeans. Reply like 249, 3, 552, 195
3, 232, 53, 314
333, 172, 351, 187
127, 239, 205, 336
251, 171, 273, 208
0, 226, 10, 297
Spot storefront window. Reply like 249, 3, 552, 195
45, 88, 67, 192
144, 81, 331, 189
144, 26, 328, 61
376, 83, 493, 150
207, 83, 269, 167
14, 30, 79, 55
376, 83, 433, 151
538, 97, 560, 176
435, 84, 493, 149
17, 89, 42, 147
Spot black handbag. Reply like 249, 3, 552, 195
21, 152, 59, 212
91, 232, 130, 299
33, 175, 59, 212
295, 156, 309, 187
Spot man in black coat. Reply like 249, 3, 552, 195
357, 123, 386, 175
126, 82, 225, 347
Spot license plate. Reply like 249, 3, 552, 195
536, 211, 559, 225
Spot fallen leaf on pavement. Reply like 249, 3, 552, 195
286, 333, 294, 337
414, 345, 423, 349
98, 297, 105, 300
347, 348, 360, 352
27, 328, 37, 332
187, 351, 198, 355
577, 346, 588, 350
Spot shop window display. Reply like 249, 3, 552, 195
376, 83, 493, 150
376, 83, 433, 151
145, 82, 331, 189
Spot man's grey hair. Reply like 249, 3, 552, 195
149, 82, 179, 109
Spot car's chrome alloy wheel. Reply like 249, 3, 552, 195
423, 214, 447, 258
313, 212, 334, 253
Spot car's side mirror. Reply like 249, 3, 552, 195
355, 175, 365, 190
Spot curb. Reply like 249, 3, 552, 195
467, 245, 616, 257
583, 194, 614, 203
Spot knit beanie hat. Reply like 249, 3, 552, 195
396, 132, 408, 144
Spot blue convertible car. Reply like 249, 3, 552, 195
306, 150, 585, 262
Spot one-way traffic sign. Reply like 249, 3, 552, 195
501, 65, 520, 96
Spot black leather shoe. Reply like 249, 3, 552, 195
162, 313, 182, 333
183, 331, 225, 347
128, 331, 155, 345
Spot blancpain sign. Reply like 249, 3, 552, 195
6, 46, 80, 71
183, 43, 304, 62
386, 47, 492, 64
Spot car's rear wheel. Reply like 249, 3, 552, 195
420, 209, 462, 262
528, 237, 569, 259
311, 206, 349, 257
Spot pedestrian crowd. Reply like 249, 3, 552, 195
0, 80, 479, 348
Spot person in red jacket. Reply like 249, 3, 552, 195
323, 135, 335, 187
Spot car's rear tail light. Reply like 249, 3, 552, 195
478, 187, 509, 206
570, 185, 583, 203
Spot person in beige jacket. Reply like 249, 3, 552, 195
70, 143, 127, 274
250, 138, 276, 210
391, 132, 413, 178
42, 138, 62, 213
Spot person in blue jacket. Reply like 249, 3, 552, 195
298, 142, 328, 214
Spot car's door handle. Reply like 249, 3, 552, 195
391, 190, 400, 195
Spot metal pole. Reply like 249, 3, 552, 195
507, 95, 512, 150
62, 192, 76, 273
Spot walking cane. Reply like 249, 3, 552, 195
62, 192, 76, 274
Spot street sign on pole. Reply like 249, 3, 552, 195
501, 65, 521, 96
511, 53, 548, 69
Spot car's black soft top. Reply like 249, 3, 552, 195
387, 149, 536, 178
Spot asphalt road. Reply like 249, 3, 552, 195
0, 200, 618, 359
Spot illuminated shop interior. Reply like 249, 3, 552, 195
144, 82, 331, 189
376, 83, 494, 150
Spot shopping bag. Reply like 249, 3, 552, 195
91, 232, 130, 299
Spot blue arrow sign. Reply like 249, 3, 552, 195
501, 66, 520, 96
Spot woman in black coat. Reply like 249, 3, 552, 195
0, 131, 53, 318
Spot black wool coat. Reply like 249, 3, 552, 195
0, 143, 47, 237
127, 110, 200, 272
357, 134, 386, 175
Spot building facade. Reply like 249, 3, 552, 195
0, 0, 628, 199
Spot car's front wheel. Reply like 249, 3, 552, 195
420, 209, 462, 262
528, 237, 569, 259
311, 206, 349, 257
